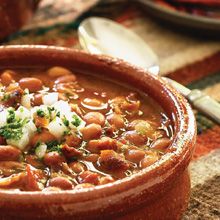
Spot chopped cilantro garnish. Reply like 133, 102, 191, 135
56, 111, 60, 117
2, 93, 10, 102
0, 118, 28, 140
36, 127, 42, 133
63, 117, 69, 127
7, 108, 15, 123
48, 145, 62, 153
71, 115, 81, 127
46, 140, 59, 148
36, 109, 45, 118
0, 125, 23, 140
63, 130, 71, 136
0, 109, 29, 140
35, 141, 42, 148
46, 140, 62, 153
47, 107, 55, 114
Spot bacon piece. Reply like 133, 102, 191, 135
87, 137, 118, 153
99, 150, 129, 172
61, 144, 82, 159
25, 164, 41, 191
78, 171, 99, 185
43, 152, 66, 167
64, 134, 82, 148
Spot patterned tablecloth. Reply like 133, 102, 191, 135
3, 0, 220, 219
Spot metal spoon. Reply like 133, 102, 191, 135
78, 17, 220, 124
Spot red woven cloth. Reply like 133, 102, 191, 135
3, 0, 220, 219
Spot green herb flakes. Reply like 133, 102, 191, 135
71, 115, 81, 127
36, 109, 45, 118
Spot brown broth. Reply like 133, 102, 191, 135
0, 67, 172, 191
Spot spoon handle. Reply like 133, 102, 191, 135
187, 90, 220, 124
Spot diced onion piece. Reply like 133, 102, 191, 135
7, 128, 29, 150
31, 105, 49, 119
77, 118, 86, 129
35, 143, 47, 159
42, 93, 58, 106
21, 94, 32, 109
52, 100, 71, 115
0, 110, 7, 127
67, 112, 85, 129
16, 106, 31, 120
47, 117, 68, 139
24, 120, 37, 136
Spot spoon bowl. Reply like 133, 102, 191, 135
78, 17, 160, 74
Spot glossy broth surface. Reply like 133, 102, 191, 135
0, 67, 172, 191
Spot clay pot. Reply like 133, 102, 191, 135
0, 0, 40, 40
0, 45, 196, 220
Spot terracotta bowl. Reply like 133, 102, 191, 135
0, 45, 196, 220
0, 0, 40, 41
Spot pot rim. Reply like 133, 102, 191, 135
0, 45, 196, 203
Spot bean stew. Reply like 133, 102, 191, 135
0, 67, 173, 191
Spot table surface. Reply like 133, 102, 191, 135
3, 0, 220, 219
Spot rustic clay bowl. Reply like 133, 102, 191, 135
0, 45, 196, 220
0, 0, 40, 41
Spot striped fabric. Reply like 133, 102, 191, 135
3, 0, 220, 219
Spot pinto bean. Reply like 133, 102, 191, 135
123, 130, 146, 146
19, 77, 43, 92
64, 134, 82, 148
31, 129, 56, 146
99, 150, 129, 172
80, 124, 102, 141
131, 120, 156, 139
48, 177, 73, 190
150, 138, 171, 150
54, 75, 76, 84
32, 93, 43, 106
78, 171, 99, 185
106, 113, 124, 129
140, 152, 159, 168
84, 112, 105, 126
47, 66, 72, 78
43, 152, 66, 167
1, 71, 14, 86
125, 149, 145, 164
0, 145, 21, 161
69, 161, 86, 173
87, 137, 118, 153
125, 149, 145, 163
99, 176, 115, 185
